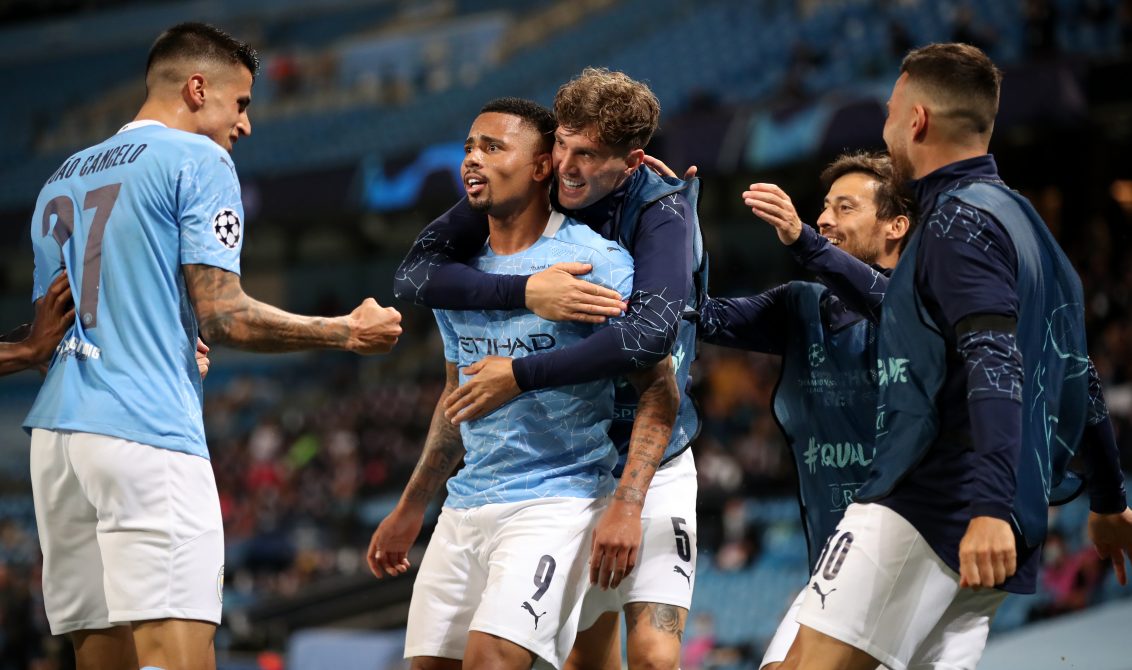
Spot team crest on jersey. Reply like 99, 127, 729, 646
212, 208, 241, 249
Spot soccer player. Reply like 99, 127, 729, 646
368, 97, 679, 670
693, 153, 910, 669
25, 23, 402, 670
780, 43, 1132, 670
392, 68, 704, 670
0, 274, 73, 376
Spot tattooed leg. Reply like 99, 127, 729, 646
624, 602, 687, 670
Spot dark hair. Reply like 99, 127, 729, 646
900, 42, 1001, 137
147, 22, 259, 80
554, 67, 660, 151
820, 151, 913, 224
480, 97, 556, 152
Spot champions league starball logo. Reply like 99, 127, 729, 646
212, 208, 241, 249
808, 343, 826, 368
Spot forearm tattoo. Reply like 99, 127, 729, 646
616, 365, 679, 503
183, 264, 349, 351
404, 372, 465, 505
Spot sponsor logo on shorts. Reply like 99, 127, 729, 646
217, 566, 225, 604
520, 601, 546, 629
811, 581, 836, 609
673, 565, 693, 588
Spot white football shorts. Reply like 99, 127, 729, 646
795, 503, 1005, 670
404, 496, 603, 669
579, 449, 698, 630
30, 429, 224, 635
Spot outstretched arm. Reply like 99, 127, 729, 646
183, 264, 401, 354
697, 287, 791, 355
367, 362, 464, 579
394, 198, 624, 322
0, 272, 73, 376
591, 357, 680, 590
743, 183, 888, 320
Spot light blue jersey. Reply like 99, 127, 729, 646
436, 212, 634, 508
24, 121, 244, 459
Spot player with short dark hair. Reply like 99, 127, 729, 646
368, 97, 679, 670
26, 21, 402, 670
391, 68, 705, 670
779, 42, 1132, 670
690, 152, 911, 669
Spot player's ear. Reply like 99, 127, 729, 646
912, 104, 929, 143
184, 73, 207, 110
532, 151, 553, 183
885, 215, 910, 242
624, 148, 645, 175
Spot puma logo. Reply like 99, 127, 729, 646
811, 581, 837, 609
521, 601, 546, 629
673, 565, 693, 588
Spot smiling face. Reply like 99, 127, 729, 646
816, 171, 889, 265
462, 111, 549, 217
195, 63, 253, 151
552, 124, 639, 210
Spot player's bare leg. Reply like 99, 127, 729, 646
778, 624, 879, 670
564, 611, 621, 670
464, 630, 537, 669
624, 602, 686, 670
132, 619, 216, 670
70, 625, 137, 670
410, 657, 463, 670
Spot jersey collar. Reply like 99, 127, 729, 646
117, 120, 167, 134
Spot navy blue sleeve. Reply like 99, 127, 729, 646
922, 201, 1023, 522
788, 224, 888, 321
1081, 359, 1128, 513
697, 287, 790, 355
958, 329, 1023, 521
392, 197, 527, 309
512, 193, 691, 390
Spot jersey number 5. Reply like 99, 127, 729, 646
40, 183, 121, 329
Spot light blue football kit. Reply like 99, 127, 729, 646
27, 120, 237, 635
25, 121, 243, 459
435, 211, 635, 508
406, 211, 635, 668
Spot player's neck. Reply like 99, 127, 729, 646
133, 99, 196, 135
911, 142, 988, 180
487, 195, 552, 255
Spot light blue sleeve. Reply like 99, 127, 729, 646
178, 145, 244, 274
433, 309, 459, 363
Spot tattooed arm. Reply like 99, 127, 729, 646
183, 264, 401, 354
590, 356, 680, 589
367, 362, 464, 578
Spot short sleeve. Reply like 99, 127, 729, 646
178, 147, 244, 274
433, 309, 459, 363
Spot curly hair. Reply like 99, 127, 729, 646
553, 68, 660, 151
